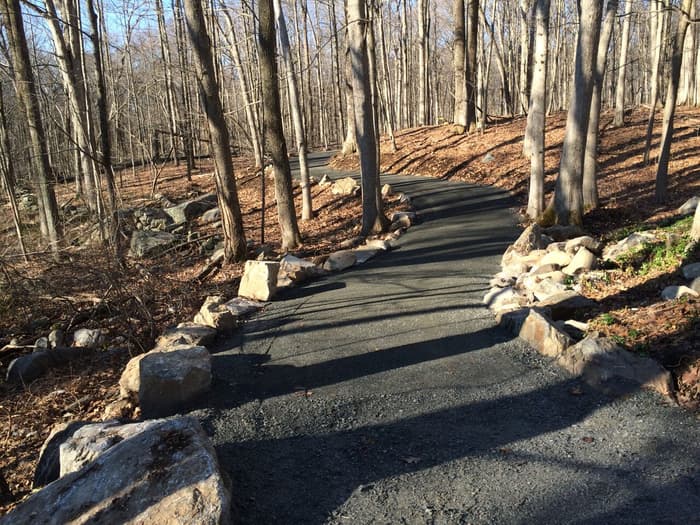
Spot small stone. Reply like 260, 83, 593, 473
201, 207, 221, 224
390, 211, 417, 224
546, 241, 567, 253
563, 247, 596, 275
319, 174, 332, 186
529, 263, 560, 276
482, 152, 496, 163
483, 287, 525, 311
224, 297, 265, 317
681, 262, 700, 280
72, 328, 104, 349
364, 239, 391, 251
323, 250, 357, 272
690, 277, 700, 293
238, 260, 280, 302
381, 184, 393, 197
353, 249, 379, 265
48, 329, 65, 349
490, 273, 516, 288
163, 193, 218, 224
660, 285, 699, 301
34, 337, 50, 351
156, 323, 217, 349
102, 399, 136, 421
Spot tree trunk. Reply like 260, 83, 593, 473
417, 0, 429, 125
466, 0, 479, 129
519, 0, 533, 114
582, 0, 618, 210
613, 0, 631, 126
654, 0, 693, 203
549, 0, 603, 226
1, 0, 61, 253
347, 0, 387, 236
526, 0, 550, 219
184, 0, 247, 263
643, 0, 667, 164
273, 0, 313, 221
258, 0, 302, 250
453, 0, 468, 128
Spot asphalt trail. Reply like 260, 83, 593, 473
197, 154, 699, 524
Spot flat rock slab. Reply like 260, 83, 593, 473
156, 322, 217, 348
225, 297, 266, 317
2, 417, 231, 525
164, 193, 218, 224
323, 250, 357, 272
129, 230, 178, 258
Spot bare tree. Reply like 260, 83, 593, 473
526, 0, 550, 219
0, 0, 61, 254
453, 0, 468, 129
184, 0, 247, 262
347, 0, 387, 236
258, 0, 302, 249
654, 0, 693, 203
613, 0, 631, 126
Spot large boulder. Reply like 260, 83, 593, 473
129, 230, 178, 258
193, 296, 239, 333
602, 231, 657, 262
558, 336, 673, 396
660, 285, 699, 301
331, 177, 360, 196
133, 207, 173, 232
535, 291, 597, 321
562, 247, 596, 275
565, 235, 603, 255
163, 193, 218, 224
278, 255, 323, 285
119, 345, 211, 418
500, 308, 573, 358
678, 196, 700, 216
682, 262, 700, 280
72, 328, 105, 349
5, 417, 231, 525
225, 297, 265, 317
238, 260, 280, 301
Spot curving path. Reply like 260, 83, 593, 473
198, 154, 699, 524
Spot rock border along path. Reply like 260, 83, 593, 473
202, 154, 700, 524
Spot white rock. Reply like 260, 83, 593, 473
678, 196, 700, 216
6, 417, 231, 525
563, 247, 596, 275
331, 177, 360, 196
565, 235, 602, 254
323, 250, 357, 272
539, 250, 572, 268
119, 345, 211, 418
364, 238, 391, 251
603, 231, 657, 262
500, 308, 573, 358
381, 183, 393, 197
483, 287, 525, 311
319, 174, 332, 186
238, 260, 280, 302
72, 328, 104, 349
660, 285, 699, 301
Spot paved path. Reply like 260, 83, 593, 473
199, 155, 699, 524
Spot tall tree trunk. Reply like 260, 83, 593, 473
643, 0, 667, 163
519, 0, 533, 114
548, 0, 603, 226
184, 0, 247, 262
453, 0, 468, 128
526, 0, 550, 219
654, 0, 693, 203
1, 0, 61, 253
613, 0, 631, 126
258, 0, 302, 250
347, 0, 387, 236
582, 0, 618, 210
273, 0, 313, 221
466, 0, 479, 129
417, 0, 429, 125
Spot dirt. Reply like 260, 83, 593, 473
0, 157, 405, 513
333, 107, 700, 409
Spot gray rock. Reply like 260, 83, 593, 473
129, 230, 178, 258
682, 262, 700, 280
678, 196, 700, 216
34, 422, 92, 488
660, 285, 699, 301
319, 174, 332, 186
239, 260, 280, 302
512, 224, 545, 254
279, 255, 323, 284
602, 231, 657, 262
331, 177, 360, 196
363, 239, 391, 251
163, 193, 218, 224
34, 337, 49, 351
201, 206, 221, 224
119, 345, 211, 418
225, 297, 265, 317
6, 347, 88, 385
5, 417, 231, 525
323, 251, 357, 272
483, 287, 525, 311
536, 291, 597, 321
482, 152, 495, 163
390, 211, 417, 224
563, 247, 596, 275
133, 207, 173, 231
558, 336, 673, 397
353, 248, 379, 265
156, 323, 217, 349
193, 296, 239, 332
398, 192, 411, 204
72, 328, 104, 349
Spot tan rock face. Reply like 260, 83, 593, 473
517, 309, 574, 358
563, 247, 596, 275
119, 345, 211, 418
331, 177, 360, 196
238, 261, 281, 302
539, 250, 572, 268
278, 255, 322, 285
5, 417, 231, 525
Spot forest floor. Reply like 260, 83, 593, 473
2, 107, 700, 512
332, 106, 700, 412
0, 157, 407, 512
